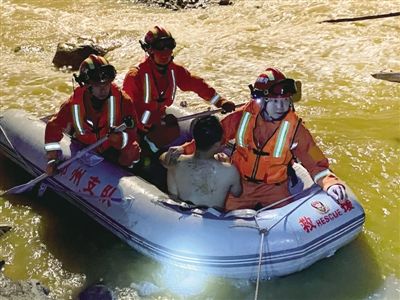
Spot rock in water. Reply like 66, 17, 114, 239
0, 273, 52, 300
78, 283, 115, 300
52, 42, 106, 70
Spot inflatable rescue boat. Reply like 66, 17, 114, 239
0, 109, 365, 280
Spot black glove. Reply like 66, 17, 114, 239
163, 114, 178, 126
45, 150, 61, 176
221, 101, 236, 114
123, 115, 135, 128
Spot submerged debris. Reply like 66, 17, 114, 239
0, 224, 12, 237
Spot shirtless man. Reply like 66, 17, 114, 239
160, 116, 242, 209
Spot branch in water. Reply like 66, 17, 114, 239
320, 12, 400, 23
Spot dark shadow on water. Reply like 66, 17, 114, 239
214, 234, 382, 300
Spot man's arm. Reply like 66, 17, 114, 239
166, 168, 179, 199
44, 101, 72, 146
228, 164, 242, 197
122, 67, 140, 102
159, 151, 175, 168
44, 100, 73, 175
293, 123, 347, 201
220, 108, 245, 143
161, 153, 179, 199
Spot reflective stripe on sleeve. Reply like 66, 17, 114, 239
44, 142, 62, 152
171, 69, 177, 101
72, 104, 85, 135
210, 94, 221, 105
121, 132, 128, 149
141, 110, 151, 125
313, 169, 331, 183
108, 96, 116, 127
144, 73, 150, 104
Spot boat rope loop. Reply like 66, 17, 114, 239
251, 186, 322, 300
254, 227, 268, 300
0, 124, 34, 174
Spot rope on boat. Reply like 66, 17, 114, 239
250, 186, 322, 300
254, 228, 267, 300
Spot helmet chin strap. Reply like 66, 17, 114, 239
88, 86, 109, 111
260, 99, 274, 121
155, 62, 168, 74
261, 108, 274, 121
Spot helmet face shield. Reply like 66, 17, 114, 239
268, 78, 297, 96
86, 64, 116, 84
251, 79, 297, 100
142, 26, 175, 52
151, 37, 176, 51
76, 54, 116, 86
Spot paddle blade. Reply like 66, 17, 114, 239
1, 182, 35, 196
0, 173, 48, 196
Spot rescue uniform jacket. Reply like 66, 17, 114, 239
44, 83, 139, 154
122, 57, 227, 131
221, 100, 342, 191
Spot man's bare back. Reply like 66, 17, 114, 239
160, 115, 242, 209
166, 154, 242, 208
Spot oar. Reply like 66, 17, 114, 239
1, 123, 127, 196
176, 80, 303, 123
176, 103, 246, 122
371, 72, 400, 83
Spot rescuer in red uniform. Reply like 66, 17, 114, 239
44, 54, 141, 175
122, 25, 236, 149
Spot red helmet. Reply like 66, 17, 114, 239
142, 26, 176, 51
252, 67, 297, 98
76, 54, 116, 85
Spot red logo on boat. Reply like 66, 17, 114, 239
100, 184, 117, 207
299, 216, 317, 233
69, 167, 87, 186
311, 201, 330, 214
83, 176, 101, 196
340, 199, 354, 212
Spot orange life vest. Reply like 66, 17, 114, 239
70, 84, 122, 152
232, 101, 301, 184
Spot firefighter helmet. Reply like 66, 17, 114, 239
76, 54, 116, 85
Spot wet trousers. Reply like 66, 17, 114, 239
102, 141, 141, 167
224, 179, 292, 211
